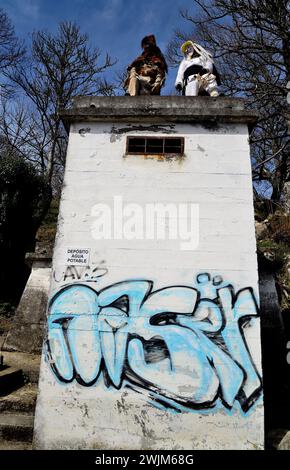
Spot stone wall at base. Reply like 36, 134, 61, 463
3, 243, 52, 353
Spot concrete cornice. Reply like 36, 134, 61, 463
60, 96, 258, 131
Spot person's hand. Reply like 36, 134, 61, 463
152, 78, 163, 93
175, 83, 182, 92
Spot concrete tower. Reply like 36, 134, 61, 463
34, 96, 264, 450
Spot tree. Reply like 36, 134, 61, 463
0, 152, 51, 306
0, 8, 24, 97
0, 99, 65, 195
6, 21, 116, 187
167, 0, 290, 209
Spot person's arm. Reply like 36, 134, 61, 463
175, 60, 186, 90
151, 70, 165, 93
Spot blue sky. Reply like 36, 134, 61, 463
1, 0, 196, 94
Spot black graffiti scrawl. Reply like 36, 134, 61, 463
46, 272, 262, 413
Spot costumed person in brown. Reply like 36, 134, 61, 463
124, 35, 168, 96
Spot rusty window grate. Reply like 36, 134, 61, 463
126, 137, 184, 155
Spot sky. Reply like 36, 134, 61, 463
0, 0, 196, 94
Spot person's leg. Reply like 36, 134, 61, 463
204, 74, 219, 97
127, 68, 139, 96
185, 79, 199, 96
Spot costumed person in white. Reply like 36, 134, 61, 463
175, 40, 220, 97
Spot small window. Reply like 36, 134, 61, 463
127, 137, 184, 155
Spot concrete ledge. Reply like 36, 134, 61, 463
0, 413, 34, 442
0, 367, 23, 395
60, 96, 258, 129
0, 384, 38, 413
1, 352, 41, 384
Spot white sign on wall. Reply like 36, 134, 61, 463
65, 247, 90, 266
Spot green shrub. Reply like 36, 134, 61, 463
0, 153, 51, 305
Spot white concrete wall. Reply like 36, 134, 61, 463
34, 120, 264, 449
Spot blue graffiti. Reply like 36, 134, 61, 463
46, 273, 262, 413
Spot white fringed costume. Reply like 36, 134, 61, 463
175, 41, 220, 97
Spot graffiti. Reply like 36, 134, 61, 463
46, 273, 262, 413
53, 263, 108, 283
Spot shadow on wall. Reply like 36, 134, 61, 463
259, 260, 290, 446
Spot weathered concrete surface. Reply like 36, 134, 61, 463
0, 412, 34, 442
60, 96, 258, 128
2, 352, 41, 384
34, 379, 263, 450
278, 431, 290, 450
0, 382, 37, 450
3, 243, 52, 353
0, 383, 37, 413
34, 97, 264, 450
0, 440, 32, 450
266, 428, 289, 450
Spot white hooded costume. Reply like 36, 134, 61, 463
175, 41, 219, 97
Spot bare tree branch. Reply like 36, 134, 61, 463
167, 0, 290, 207
4, 21, 117, 189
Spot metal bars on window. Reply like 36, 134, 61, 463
126, 137, 184, 155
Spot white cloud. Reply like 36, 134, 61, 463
99, 0, 124, 22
